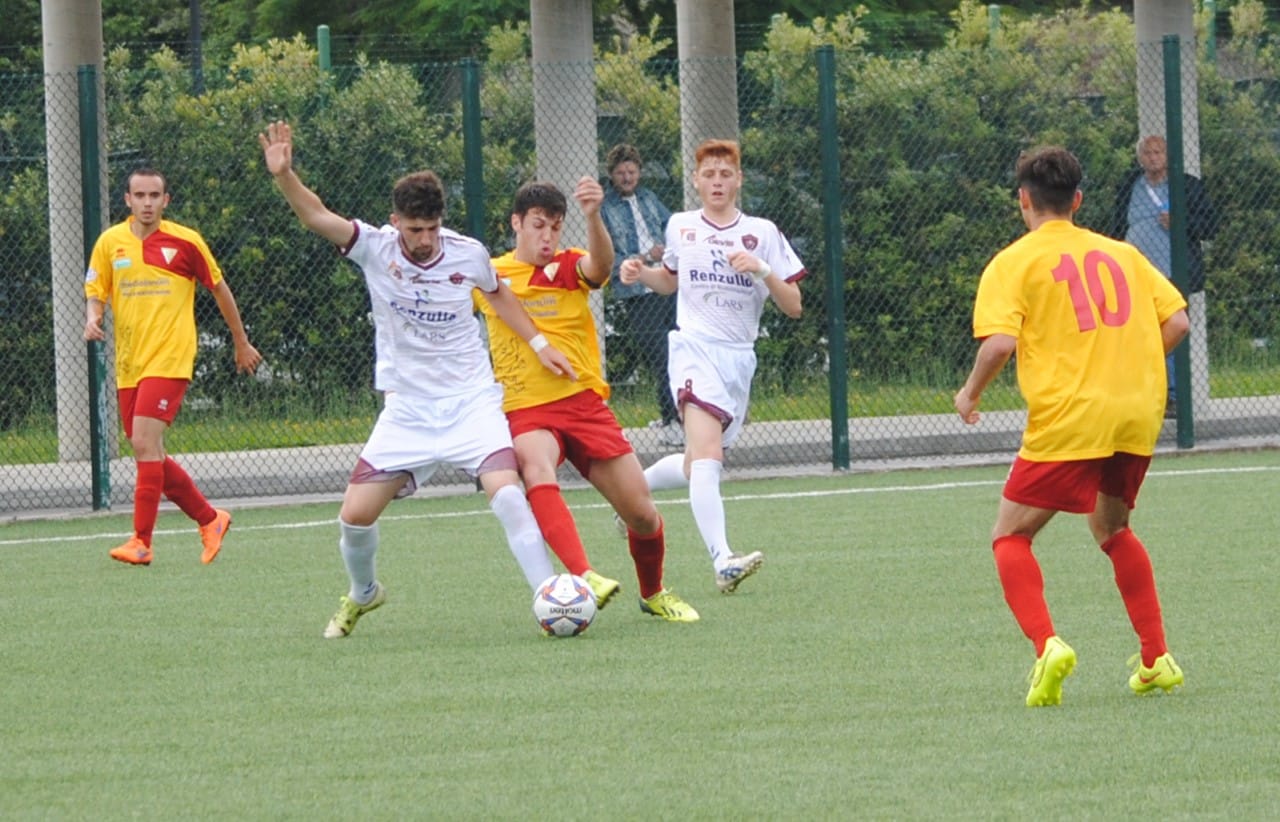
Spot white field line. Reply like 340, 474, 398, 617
3, 464, 1276, 548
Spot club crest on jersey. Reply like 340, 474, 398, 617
542, 261, 560, 280
449, 272, 466, 285
741, 234, 759, 251
681, 228, 697, 245
388, 260, 404, 280
161, 247, 179, 264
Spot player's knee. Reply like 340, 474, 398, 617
622, 505, 661, 535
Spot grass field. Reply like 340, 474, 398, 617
2, 449, 1278, 818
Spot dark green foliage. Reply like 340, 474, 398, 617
4, 4, 1280, 443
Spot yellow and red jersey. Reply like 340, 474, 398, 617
84, 217, 223, 388
974, 220, 1186, 461
480, 248, 609, 412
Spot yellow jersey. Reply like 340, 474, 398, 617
481, 249, 609, 412
973, 220, 1186, 460
84, 218, 223, 388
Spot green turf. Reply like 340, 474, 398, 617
2, 449, 1278, 818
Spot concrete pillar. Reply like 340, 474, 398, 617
529, 1, 603, 369
1134, 0, 1209, 414
42, 0, 107, 461
675, 0, 738, 209
529, 0, 597, 247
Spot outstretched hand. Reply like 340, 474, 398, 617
258, 120, 294, 176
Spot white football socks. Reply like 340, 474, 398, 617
490, 484, 554, 590
643, 453, 688, 491
688, 458, 731, 569
338, 518, 379, 603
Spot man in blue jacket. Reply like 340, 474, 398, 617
601, 143, 681, 445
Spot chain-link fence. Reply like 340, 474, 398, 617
3, 11, 1279, 515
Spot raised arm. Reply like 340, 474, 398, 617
258, 120, 354, 247
572, 176, 615, 287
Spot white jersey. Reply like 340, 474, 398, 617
344, 220, 498, 399
662, 210, 804, 343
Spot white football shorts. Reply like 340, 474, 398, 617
358, 382, 513, 488
667, 329, 757, 448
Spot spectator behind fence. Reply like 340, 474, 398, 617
956, 145, 1189, 707
600, 143, 682, 447
259, 120, 574, 639
83, 167, 261, 567
1108, 134, 1218, 412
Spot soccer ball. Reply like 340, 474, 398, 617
532, 573, 597, 637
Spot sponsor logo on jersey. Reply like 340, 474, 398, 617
703, 292, 747, 311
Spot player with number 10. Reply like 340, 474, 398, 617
954, 145, 1190, 707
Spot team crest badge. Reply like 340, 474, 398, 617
542, 261, 560, 280
450, 272, 466, 285
161, 247, 179, 264
388, 261, 403, 280
681, 228, 697, 245
741, 234, 759, 251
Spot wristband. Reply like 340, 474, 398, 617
529, 333, 550, 353
753, 261, 773, 281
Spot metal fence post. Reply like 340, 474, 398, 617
79, 64, 110, 509
460, 58, 486, 242
816, 45, 849, 470
1163, 35, 1194, 448
317, 25, 331, 73
1204, 0, 1216, 65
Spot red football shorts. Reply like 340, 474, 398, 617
506, 389, 633, 480
1003, 452, 1152, 513
118, 377, 190, 438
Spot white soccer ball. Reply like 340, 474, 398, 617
532, 573, 597, 637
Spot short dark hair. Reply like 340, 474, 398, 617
511, 180, 567, 219
391, 171, 446, 220
126, 167, 168, 194
1014, 146, 1081, 214
606, 143, 642, 173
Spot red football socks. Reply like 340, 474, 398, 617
627, 517, 666, 600
1101, 528, 1167, 667
992, 534, 1055, 655
163, 457, 216, 526
525, 484, 590, 576
132, 459, 165, 547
